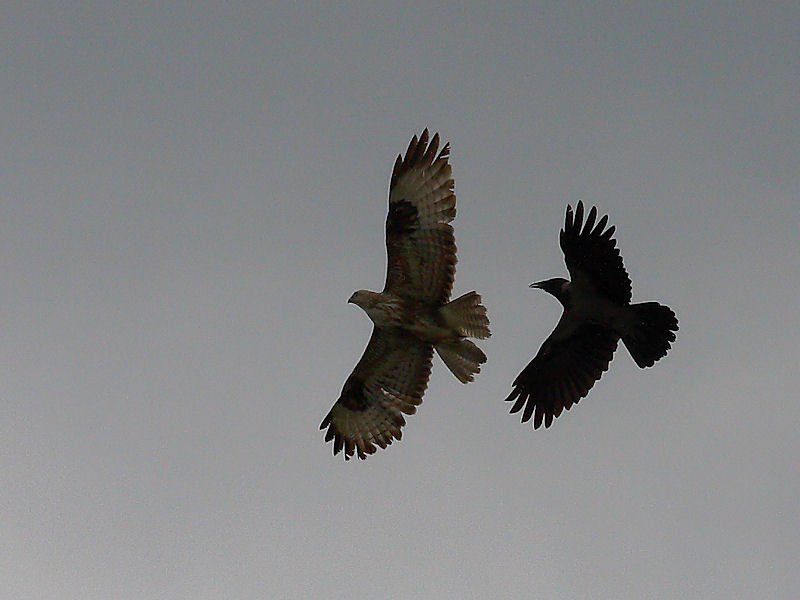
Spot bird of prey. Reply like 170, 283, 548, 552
320, 129, 491, 460
505, 201, 678, 429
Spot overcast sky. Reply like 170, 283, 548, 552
2, 2, 798, 599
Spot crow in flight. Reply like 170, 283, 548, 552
505, 201, 678, 429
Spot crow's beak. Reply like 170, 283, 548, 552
529, 281, 546, 289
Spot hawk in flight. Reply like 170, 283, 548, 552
505, 201, 678, 429
321, 130, 491, 460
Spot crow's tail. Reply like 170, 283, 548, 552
621, 302, 678, 368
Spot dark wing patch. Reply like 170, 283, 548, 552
335, 375, 371, 412
384, 129, 457, 304
320, 329, 434, 460
386, 199, 418, 238
505, 320, 619, 429
560, 201, 632, 305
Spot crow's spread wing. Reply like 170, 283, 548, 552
505, 316, 619, 429
561, 201, 631, 305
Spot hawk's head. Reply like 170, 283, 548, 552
348, 290, 402, 327
348, 290, 379, 310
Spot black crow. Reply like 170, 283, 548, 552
505, 201, 678, 429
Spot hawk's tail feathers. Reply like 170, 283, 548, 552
435, 339, 487, 384
440, 291, 491, 340
622, 302, 679, 368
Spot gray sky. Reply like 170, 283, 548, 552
2, 2, 798, 598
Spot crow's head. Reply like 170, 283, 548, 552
530, 278, 569, 305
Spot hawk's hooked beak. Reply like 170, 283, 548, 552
347, 293, 356, 304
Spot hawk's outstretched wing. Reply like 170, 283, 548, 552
561, 201, 631, 305
384, 129, 457, 304
320, 330, 433, 460
505, 319, 619, 429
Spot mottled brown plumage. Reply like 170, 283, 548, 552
321, 130, 490, 460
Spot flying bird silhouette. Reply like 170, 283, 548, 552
505, 201, 678, 429
321, 129, 491, 460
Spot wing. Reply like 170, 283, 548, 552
505, 315, 620, 429
560, 201, 632, 305
320, 329, 434, 460
384, 129, 457, 304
